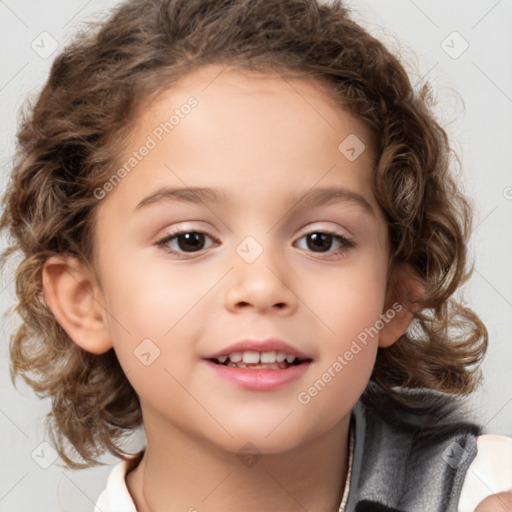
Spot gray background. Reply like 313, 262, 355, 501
1, 0, 511, 510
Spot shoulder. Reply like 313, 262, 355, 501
458, 434, 512, 512
348, 384, 482, 511
94, 455, 141, 512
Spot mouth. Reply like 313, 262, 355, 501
207, 350, 309, 370
203, 338, 313, 390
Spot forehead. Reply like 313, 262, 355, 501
132, 63, 376, 157
99, 64, 380, 219
155, 64, 341, 110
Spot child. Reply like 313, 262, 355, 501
1, 0, 511, 510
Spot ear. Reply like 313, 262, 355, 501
41, 255, 112, 354
378, 264, 424, 349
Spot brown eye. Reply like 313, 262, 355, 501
157, 230, 217, 255
174, 232, 206, 252
307, 233, 334, 252
295, 231, 355, 256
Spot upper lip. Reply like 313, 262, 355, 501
204, 338, 312, 361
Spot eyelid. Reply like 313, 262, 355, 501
155, 227, 218, 247
296, 221, 352, 237
292, 221, 357, 249
153, 221, 216, 241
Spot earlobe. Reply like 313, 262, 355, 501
42, 255, 113, 354
378, 264, 424, 349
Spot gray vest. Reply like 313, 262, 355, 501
346, 382, 481, 512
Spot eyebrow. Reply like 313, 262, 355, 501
134, 185, 375, 216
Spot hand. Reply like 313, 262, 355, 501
474, 491, 512, 512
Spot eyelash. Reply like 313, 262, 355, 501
155, 228, 356, 259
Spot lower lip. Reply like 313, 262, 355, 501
204, 360, 311, 391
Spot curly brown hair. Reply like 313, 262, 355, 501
0, 0, 487, 468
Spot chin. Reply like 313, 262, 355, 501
207, 420, 331, 458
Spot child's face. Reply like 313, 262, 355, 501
92, 65, 394, 453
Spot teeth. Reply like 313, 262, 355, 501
215, 350, 300, 365
260, 351, 277, 363
229, 352, 242, 363
242, 351, 260, 364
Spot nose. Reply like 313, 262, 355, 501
224, 246, 297, 315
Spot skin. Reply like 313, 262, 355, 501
474, 492, 512, 512
43, 65, 416, 511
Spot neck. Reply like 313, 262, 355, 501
126, 414, 351, 512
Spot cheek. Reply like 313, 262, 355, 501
96, 252, 195, 372
300, 251, 387, 401
296, 268, 385, 424
101, 250, 210, 335
97, 249, 231, 396
308, 255, 388, 344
